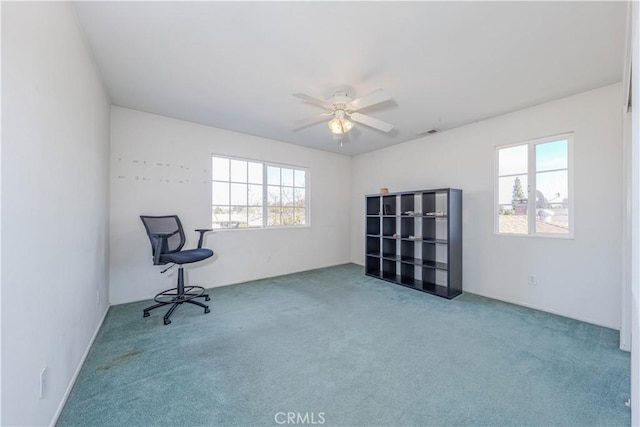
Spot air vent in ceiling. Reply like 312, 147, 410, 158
417, 128, 440, 137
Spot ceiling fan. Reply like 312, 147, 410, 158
293, 89, 394, 136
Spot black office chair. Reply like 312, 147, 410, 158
140, 215, 214, 325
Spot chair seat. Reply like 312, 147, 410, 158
160, 248, 213, 265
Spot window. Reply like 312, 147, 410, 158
496, 133, 572, 237
212, 155, 308, 229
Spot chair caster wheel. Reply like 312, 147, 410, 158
164, 319, 171, 325
143, 312, 150, 318
204, 307, 210, 314
205, 296, 211, 301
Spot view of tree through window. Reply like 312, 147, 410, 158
267, 166, 306, 226
212, 156, 308, 229
497, 134, 572, 237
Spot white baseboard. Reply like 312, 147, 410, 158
353, 264, 624, 341
467, 289, 628, 353
465, 288, 620, 331
50, 304, 110, 426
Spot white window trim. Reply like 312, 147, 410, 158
211, 154, 310, 230
494, 132, 574, 239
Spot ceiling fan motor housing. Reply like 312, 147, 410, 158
334, 109, 347, 119
329, 92, 353, 109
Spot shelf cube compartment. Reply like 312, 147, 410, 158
400, 240, 415, 262
366, 197, 380, 216
367, 217, 380, 235
366, 256, 381, 276
400, 263, 416, 286
422, 267, 435, 285
366, 236, 381, 256
422, 191, 448, 215
400, 216, 414, 238
422, 267, 447, 287
421, 268, 449, 297
382, 195, 397, 215
422, 217, 436, 240
435, 217, 448, 239
381, 238, 397, 258
422, 242, 448, 269
400, 193, 415, 214
382, 217, 396, 236
382, 258, 397, 280
422, 217, 448, 241
422, 192, 436, 215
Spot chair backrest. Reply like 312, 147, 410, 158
140, 215, 186, 256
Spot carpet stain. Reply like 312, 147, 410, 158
97, 349, 143, 371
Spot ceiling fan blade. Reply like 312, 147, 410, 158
349, 89, 392, 111
292, 115, 330, 131
293, 93, 332, 110
350, 112, 394, 133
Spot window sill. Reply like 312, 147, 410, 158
496, 232, 574, 240
212, 225, 311, 232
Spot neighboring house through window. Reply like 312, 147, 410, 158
496, 133, 573, 237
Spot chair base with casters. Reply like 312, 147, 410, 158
143, 266, 211, 325
139, 215, 215, 325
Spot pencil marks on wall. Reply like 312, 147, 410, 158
114, 157, 209, 185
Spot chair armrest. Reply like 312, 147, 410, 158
149, 231, 178, 265
195, 229, 213, 248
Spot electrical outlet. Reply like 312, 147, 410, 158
40, 367, 47, 399
528, 275, 538, 286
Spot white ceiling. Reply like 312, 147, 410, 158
73, 1, 627, 156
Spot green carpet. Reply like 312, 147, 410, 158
58, 264, 630, 426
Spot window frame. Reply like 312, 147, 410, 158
211, 154, 310, 230
494, 133, 574, 239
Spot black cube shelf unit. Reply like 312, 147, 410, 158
365, 188, 462, 299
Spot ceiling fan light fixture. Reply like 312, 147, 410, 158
328, 117, 354, 134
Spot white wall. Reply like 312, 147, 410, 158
351, 84, 623, 329
110, 107, 351, 304
622, 0, 635, 352
1, 3, 111, 426
628, 0, 640, 420
0, 3, 4, 423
